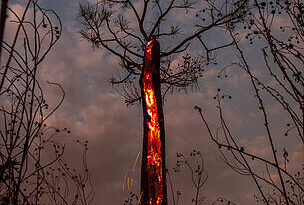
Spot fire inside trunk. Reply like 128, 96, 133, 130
140, 37, 167, 205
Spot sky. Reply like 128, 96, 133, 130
5, 0, 304, 205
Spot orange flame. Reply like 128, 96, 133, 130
143, 39, 163, 205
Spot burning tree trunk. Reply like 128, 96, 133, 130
140, 37, 167, 205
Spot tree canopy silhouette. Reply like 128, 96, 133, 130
78, 0, 249, 104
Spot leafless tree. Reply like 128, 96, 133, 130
78, 0, 253, 204
0, 1, 94, 204
195, 0, 304, 204
78, 0, 252, 204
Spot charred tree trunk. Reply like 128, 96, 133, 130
140, 37, 167, 205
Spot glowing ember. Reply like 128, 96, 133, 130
143, 38, 163, 205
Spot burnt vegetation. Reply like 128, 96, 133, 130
195, 0, 304, 205
0, 1, 94, 204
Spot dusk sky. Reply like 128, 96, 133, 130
5, 0, 304, 205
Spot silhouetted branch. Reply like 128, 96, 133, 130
0, 1, 94, 205
78, 0, 249, 104
194, 1, 304, 203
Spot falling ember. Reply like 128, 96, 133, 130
140, 37, 167, 205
